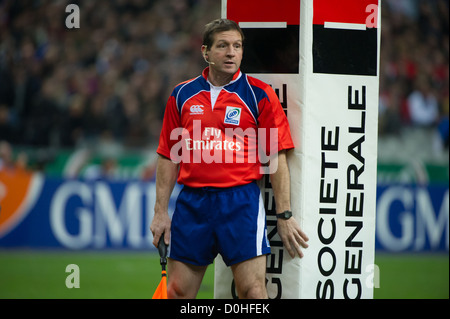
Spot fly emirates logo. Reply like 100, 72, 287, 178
186, 127, 241, 152
169, 120, 279, 173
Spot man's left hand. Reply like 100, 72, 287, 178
277, 217, 309, 258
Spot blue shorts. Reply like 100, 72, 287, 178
168, 182, 271, 267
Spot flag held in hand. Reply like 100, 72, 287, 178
152, 234, 168, 299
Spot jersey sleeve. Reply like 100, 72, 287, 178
156, 95, 182, 161
257, 84, 295, 155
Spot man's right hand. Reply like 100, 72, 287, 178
150, 211, 171, 248
151, 155, 179, 248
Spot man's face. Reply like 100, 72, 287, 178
203, 30, 243, 76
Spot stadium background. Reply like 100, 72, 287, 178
0, 0, 448, 298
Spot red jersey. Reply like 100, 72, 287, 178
157, 67, 294, 187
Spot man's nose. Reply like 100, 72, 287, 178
226, 46, 236, 56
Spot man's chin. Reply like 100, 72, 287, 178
219, 65, 239, 75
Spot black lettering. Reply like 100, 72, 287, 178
262, 173, 284, 298
320, 208, 336, 215
345, 221, 363, 247
321, 152, 338, 178
264, 174, 272, 188
231, 279, 238, 299
316, 279, 334, 299
318, 218, 336, 245
349, 111, 366, 134
348, 136, 365, 165
318, 247, 336, 276
321, 126, 339, 151
266, 249, 283, 274
343, 278, 362, 299
320, 179, 338, 203
273, 84, 288, 116
346, 192, 364, 217
348, 86, 366, 110
347, 164, 364, 190
344, 249, 363, 274
264, 192, 276, 215
266, 277, 282, 299
266, 219, 282, 247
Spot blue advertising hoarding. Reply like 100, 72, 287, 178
0, 173, 448, 252
0, 173, 178, 250
375, 184, 448, 252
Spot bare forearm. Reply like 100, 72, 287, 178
151, 155, 178, 246
270, 150, 291, 214
270, 150, 309, 258
154, 155, 179, 214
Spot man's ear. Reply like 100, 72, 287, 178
201, 45, 208, 57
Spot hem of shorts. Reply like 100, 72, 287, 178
168, 255, 212, 267
224, 249, 272, 267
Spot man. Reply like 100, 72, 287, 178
150, 19, 308, 299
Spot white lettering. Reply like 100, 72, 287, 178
65, 264, 80, 288
376, 186, 448, 251
65, 4, 80, 29
169, 124, 279, 169
365, 4, 378, 28
50, 181, 93, 249
376, 186, 414, 251
50, 181, 157, 249
94, 182, 142, 248
415, 188, 449, 250
365, 264, 380, 289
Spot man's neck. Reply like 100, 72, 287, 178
208, 69, 235, 87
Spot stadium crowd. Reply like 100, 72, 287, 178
0, 0, 220, 150
0, 0, 448, 159
379, 0, 448, 149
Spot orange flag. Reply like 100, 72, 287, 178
152, 270, 167, 299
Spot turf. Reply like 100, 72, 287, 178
0, 250, 448, 299
0, 250, 214, 299
374, 253, 449, 299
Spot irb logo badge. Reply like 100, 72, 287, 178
224, 106, 241, 125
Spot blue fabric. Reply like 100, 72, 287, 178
169, 182, 270, 266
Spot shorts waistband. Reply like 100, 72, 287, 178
182, 181, 256, 193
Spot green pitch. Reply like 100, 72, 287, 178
0, 250, 215, 299
374, 253, 449, 299
0, 250, 448, 299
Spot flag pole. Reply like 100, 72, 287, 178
152, 234, 168, 299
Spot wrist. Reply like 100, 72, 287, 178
276, 210, 292, 220
154, 203, 169, 215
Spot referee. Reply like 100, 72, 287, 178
151, 19, 308, 299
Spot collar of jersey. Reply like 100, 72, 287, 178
202, 67, 242, 87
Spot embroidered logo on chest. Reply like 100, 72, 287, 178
190, 105, 204, 115
224, 106, 241, 125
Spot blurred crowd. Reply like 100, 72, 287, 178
0, 0, 449, 157
0, 0, 220, 149
379, 0, 449, 150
